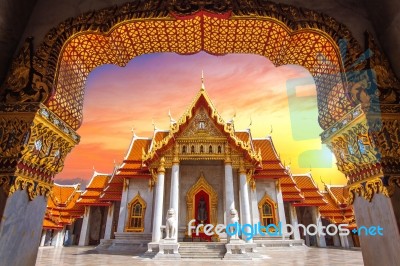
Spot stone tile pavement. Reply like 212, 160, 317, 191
36, 246, 364, 265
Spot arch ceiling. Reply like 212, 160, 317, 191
51, 14, 352, 130
4, 0, 373, 131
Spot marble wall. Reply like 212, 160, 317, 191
126, 178, 154, 234
0, 190, 47, 266
352, 192, 400, 266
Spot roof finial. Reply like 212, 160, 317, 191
247, 115, 252, 129
201, 70, 205, 91
168, 109, 176, 124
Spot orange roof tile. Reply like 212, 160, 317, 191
101, 173, 124, 202
43, 184, 84, 229
252, 137, 289, 179
43, 219, 63, 230
85, 172, 110, 190
319, 191, 355, 223
125, 136, 152, 161
153, 130, 169, 143
326, 185, 349, 206
48, 183, 80, 209
235, 131, 250, 143
77, 172, 111, 206
253, 138, 279, 162
293, 173, 327, 206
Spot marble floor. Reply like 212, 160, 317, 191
36, 246, 364, 265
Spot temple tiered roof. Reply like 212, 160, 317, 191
292, 173, 327, 206
253, 137, 288, 178
43, 183, 84, 230
280, 174, 304, 202
319, 185, 355, 227
76, 171, 110, 206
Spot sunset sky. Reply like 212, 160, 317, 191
56, 52, 347, 189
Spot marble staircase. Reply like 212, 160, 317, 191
96, 232, 152, 252
178, 242, 226, 259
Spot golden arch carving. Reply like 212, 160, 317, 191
258, 192, 278, 226
186, 172, 218, 225
125, 192, 147, 232
4, 0, 389, 132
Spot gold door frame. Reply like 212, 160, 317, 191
186, 172, 218, 225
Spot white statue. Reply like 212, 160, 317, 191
165, 208, 177, 239
229, 208, 239, 239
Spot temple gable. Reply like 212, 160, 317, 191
178, 107, 226, 139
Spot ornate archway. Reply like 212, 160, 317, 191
2, 1, 399, 131
1, 0, 398, 206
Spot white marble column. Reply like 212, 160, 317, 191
250, 185, 260, 226
288, 203, 301, 240
311, 206, 326, 247
276, 180, 288, 236
117, 179, 130, 233
239, 163, 252, 243
104, 203, 115, 240
78, 206, 91, 246
40, 230, 46, 246
225, 164, 235, 220
333, 232, 341, 247
51, 230, 59, 246
152, 157, 166, 242
340, 234, 350, 248
58, 227, 66, 247
169, 148, 180, 241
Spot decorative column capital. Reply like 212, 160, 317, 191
172, 144, 179, 165
239, 158, 246, 174
0, 103, 79, 200
322, 103, 400, 203
224, 143, 232, 164
158, 156, 166, 174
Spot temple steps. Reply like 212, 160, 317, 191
253, 238, 304, 247
178, 242, 226, 259
96, 233, 152, 252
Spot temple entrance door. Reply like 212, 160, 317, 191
186, 172, 218, 242
195, 191, 210, 225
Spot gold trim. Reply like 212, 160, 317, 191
157, 157, 166, 174
347, 177, 391, 204
125, 192, 147, 232
143, 89, 261, 165
258, 192, 278, 226
0, 175, 52, 200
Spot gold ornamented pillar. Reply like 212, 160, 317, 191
322, 104, 400, 266
0, 102, 79, 266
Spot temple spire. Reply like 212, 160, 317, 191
201, 70, 205, 91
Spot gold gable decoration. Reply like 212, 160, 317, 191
142, 88, 262, 165
186, 172, 218, 225
180, 107, 225, 138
